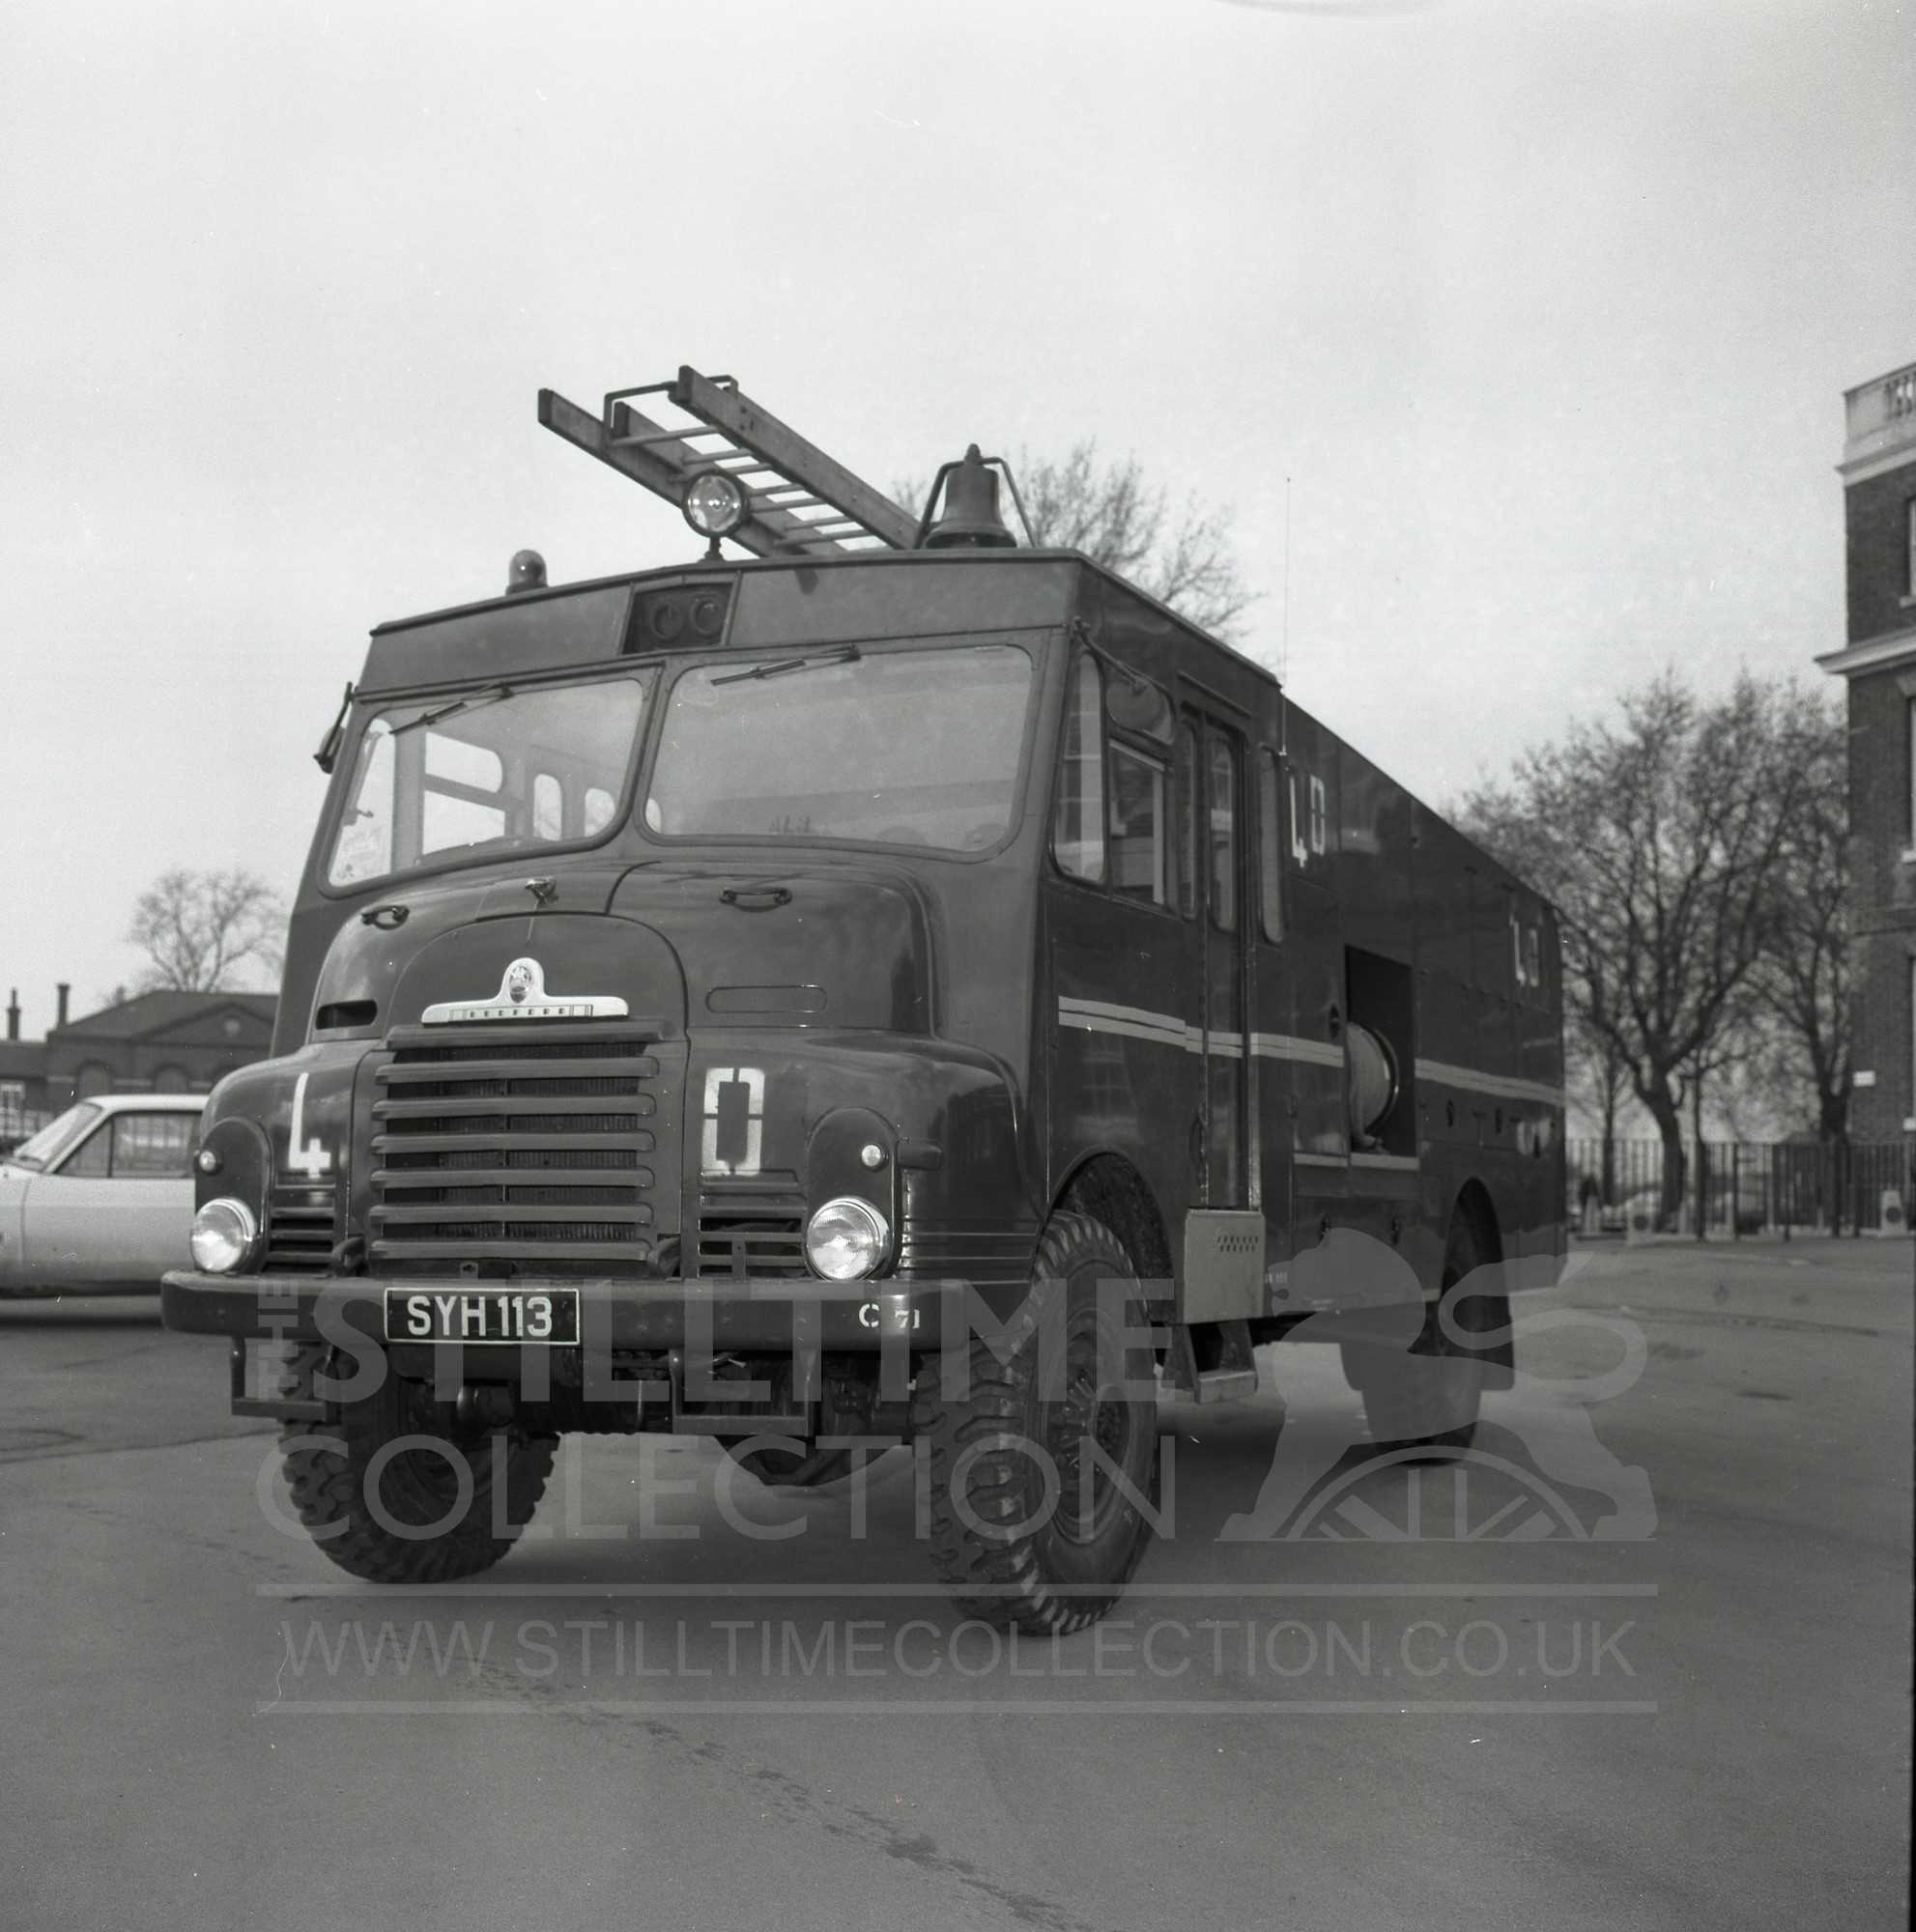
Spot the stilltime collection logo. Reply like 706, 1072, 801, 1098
253, 1242, 1658, 1717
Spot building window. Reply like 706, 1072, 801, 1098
1907, 697, 1916, 845
533, 772, 563, 841
1906, 497, 1916, 597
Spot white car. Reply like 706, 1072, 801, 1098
0, 1094, 203, 1294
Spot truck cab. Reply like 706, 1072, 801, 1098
164, 373, 1564, 1633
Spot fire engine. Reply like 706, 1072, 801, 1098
162, 368, 1565, 1631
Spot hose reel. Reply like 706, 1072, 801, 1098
1345, 1022, 1399, 1147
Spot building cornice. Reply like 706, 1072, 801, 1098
1817, 624, 1916, 679
1838, 445, 1916, 489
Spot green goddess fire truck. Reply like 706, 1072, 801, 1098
162, 367, 1565, 1634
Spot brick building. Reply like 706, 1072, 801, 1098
1818, 358, 1916, 1140
0, 983, 275, 1140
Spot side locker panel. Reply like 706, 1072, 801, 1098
1473, 870, 1519, 1145
1280, 711, 1345, 1160
1199, 720, 1249, 1207
1336, 745, 1418, 1158
1511, 885, 1562, 1252
1415, 811, 1477, 1159
1252, 739, 1293, 1263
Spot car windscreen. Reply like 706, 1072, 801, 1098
7, 1101, 102, 1172
328, 673, 653, 888
644, 643, 1035, 852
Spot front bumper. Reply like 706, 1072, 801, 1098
160, 1268, 958, 1353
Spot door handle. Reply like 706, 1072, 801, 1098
1328, 1002, 1343, 1041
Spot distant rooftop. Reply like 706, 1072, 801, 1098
57, 989, 276, 1040
0, 1038, 44, 1079
1842, 360, 1916, 481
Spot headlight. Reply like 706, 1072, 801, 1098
190, 1198, 259, 1274
805, 1197, 891, 1281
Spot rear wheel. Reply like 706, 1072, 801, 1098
1344, 1211, 1488, 1451
281, 1363, 556, 1583
910, 1211, 1159, 1634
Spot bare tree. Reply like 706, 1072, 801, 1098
902, 440, 1259, 640
1752, 689, 1851, 1144
1459, 673, 1815, 1224
1571, 1014, 1632, 1204
127, 867, 286, 993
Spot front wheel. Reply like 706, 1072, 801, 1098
281, 1364, 556, 1584
910, 1211, 1159, 1634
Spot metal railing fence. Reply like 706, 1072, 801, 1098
1567, 1137, 1914, 1237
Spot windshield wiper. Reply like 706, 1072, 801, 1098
391, 682, 514, 735
710, 646, 860, 688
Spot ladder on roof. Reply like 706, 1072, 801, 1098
537, 365, 918, 557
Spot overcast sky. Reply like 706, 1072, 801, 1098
3, 0, 1910, 1029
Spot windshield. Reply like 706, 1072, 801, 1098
7, 1101, 102, 1172
646, 643, 1035, 851
329, 674, 652, 887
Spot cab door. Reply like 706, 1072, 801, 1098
1179, 704, 1250, 1207
1046, 649, 1196, 1224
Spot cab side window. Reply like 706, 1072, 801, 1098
1052, 654, 1107, 883
1109, 744, 1167, 905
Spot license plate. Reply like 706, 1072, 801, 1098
384, 1288, 580, 1346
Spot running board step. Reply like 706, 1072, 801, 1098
1193, 1368, 1261, 1403
1167, 1318, 1261, 1401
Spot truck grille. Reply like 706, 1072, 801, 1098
265, 1179, 339, 1275
370, 1021, 664, 1276
696, 1183, 809, 1279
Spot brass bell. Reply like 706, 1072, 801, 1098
925, 445, 1017, 550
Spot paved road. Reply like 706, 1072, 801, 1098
2, 1243, 1908, 1930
